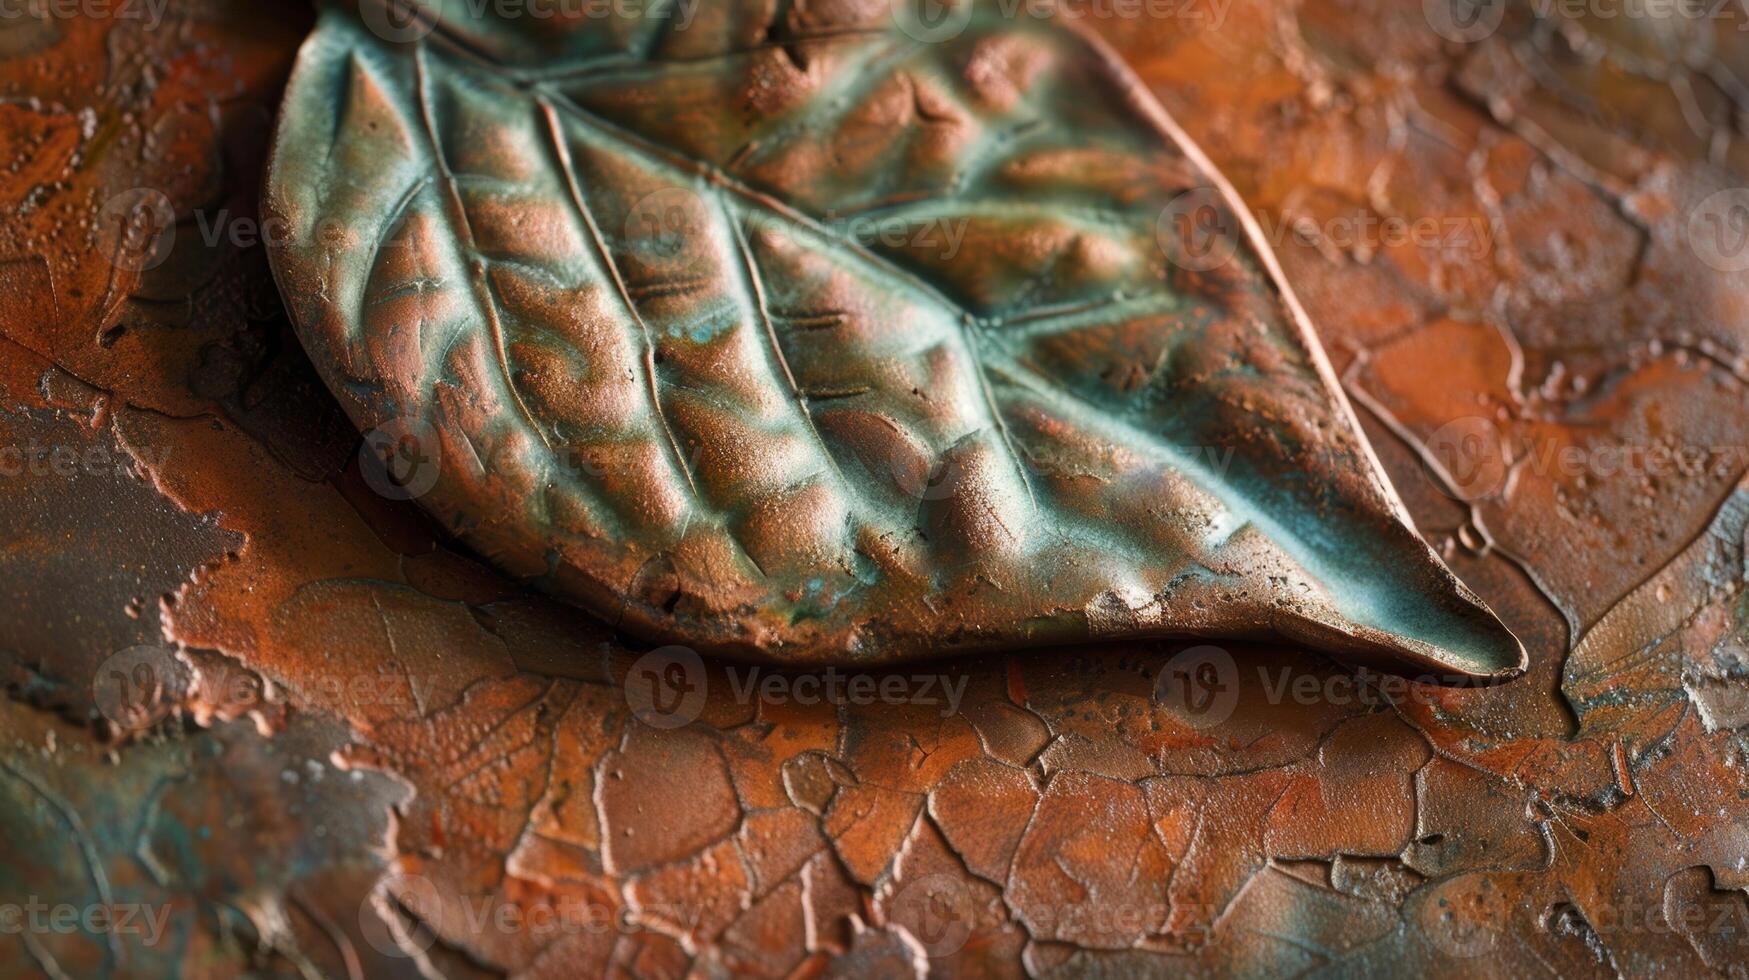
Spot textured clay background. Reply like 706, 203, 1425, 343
2, 1, 1749, 976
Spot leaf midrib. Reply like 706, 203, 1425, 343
377, 14, 1259, 557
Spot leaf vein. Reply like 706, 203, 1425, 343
537, 88, 1040, 514
536, 97, 704, 507
720, 192, 853, 498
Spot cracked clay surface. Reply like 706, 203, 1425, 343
3, 1, 1749, 976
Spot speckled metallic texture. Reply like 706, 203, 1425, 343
3, 0, 1748, 976
264, 0, 1524, 676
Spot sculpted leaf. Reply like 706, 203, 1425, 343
266, 0, 1525, 677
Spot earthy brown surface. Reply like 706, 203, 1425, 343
3, 1, 1749, 977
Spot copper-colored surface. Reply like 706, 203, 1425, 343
265, 1, 1521, 676
3, 1, 1749, 977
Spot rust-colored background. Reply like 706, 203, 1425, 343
3, 1, 1748, 976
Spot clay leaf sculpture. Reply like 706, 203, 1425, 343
265, 0, 1525, 678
